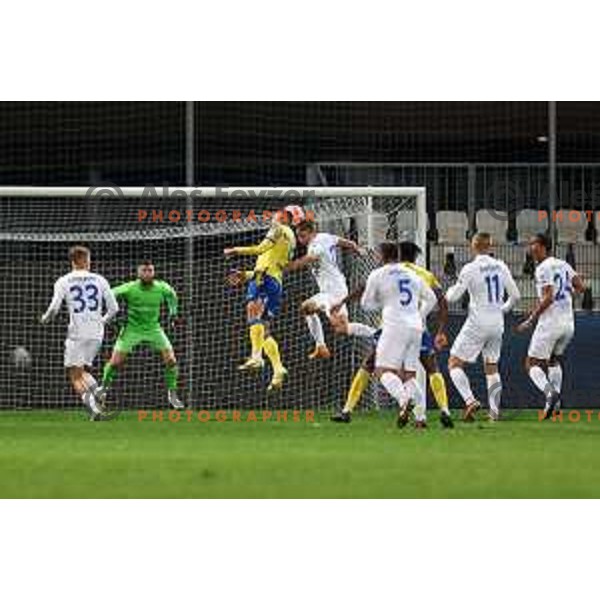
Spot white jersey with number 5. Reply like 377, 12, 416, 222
307, 232, 348, 297
43, 270, 118, 340
361, 263, 437, 330
535, 257, 576, 327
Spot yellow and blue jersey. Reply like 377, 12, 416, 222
235, 222, 296, 284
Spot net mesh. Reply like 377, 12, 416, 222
0, 188, 424, 411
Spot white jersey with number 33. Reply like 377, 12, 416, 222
44, 270, 118, 340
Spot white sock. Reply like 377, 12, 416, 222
305, 314, 325, 345
347, 322, 376, 338
548, 364, 563, 395
529, 365, 553, 399
82, 372, 98, 391
450, 367, 475, 404
405, 377, 426, 422
81, 390, 100, 414
380, 372, 408, 408
486, 373, 502, 415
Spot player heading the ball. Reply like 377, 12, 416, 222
286, 220, 375, 360
40, 245, 119, 420
224, 205, 303, 392
98, 259, 184, 410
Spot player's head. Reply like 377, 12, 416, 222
471, 232, 492, 255
275, 205, 305, 227
378, 242, 399, 264
399, 241, 421, 264
529, 232, 552, 262
296, 220, 317, 246
69, 245, 90, 270
138, 259, 155, 284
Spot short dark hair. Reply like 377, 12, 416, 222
69, 245, 90, 265
379, 242, 398, 263
139, 259, 154, 267
296, 220, 316, 235
399, 241, 421, 263
532, 232, 552, 252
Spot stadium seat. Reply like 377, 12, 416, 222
436, 211, 468, 244
475, 209, 508, 243
555, 207, 589, 244
516, 209, 545, 242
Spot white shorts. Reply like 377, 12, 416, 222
307, 292, 348, 319
375, 326, 421, 372
64, 338, 102, 368
528, 320, 574, 360
451, 321, 503, 364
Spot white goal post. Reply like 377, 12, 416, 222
0, 186, 427, 412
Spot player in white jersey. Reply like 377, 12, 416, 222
361, 242, 437, 428
40, 245, 118, 419
287, 220, 375, 359
446, 233, 521, 421
516, 233, 585, 419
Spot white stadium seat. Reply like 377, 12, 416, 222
436, 211, 468, 244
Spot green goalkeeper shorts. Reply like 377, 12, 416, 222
114, 326, 173, 354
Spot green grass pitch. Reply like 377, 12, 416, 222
2, 409, 600, 498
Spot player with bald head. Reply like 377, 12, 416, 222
446, 233, 521, 421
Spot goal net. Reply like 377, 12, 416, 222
0, 186, 427, 412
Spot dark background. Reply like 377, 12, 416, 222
1, 101, 599, 186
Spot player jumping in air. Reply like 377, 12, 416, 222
331, 241, 454, 428
40, 246, 118, 420
446, 233, 521, 422
286, 220, 375, 359
515, 233, 585, 419
98, 259, 184, 409
224, 206, 303, 392
359, 242, 438, 429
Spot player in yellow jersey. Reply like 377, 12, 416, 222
224, 206, 303, 391
331, 241, 454, 428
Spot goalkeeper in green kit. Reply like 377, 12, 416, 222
98, 259, 184, 410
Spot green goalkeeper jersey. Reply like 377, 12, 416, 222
113, 279, 178, 331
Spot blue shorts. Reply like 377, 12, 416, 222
371, 328, 435, 357
246, 274, 282, 319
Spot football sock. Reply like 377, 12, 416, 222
486, 373, 502, 415
429, 372, 450, 414
164, 364, 179, 390
450, 367, 475, 404
380, 372, 408, 407
305, 314, 325, 346
263, 336, 284, 372
102, 362, 117, 387
405, 377, 426, 421
249, 322, 265, 360
529, 365, 553, 399
548, 364, 563, 395
343, 367, 370, 413
347, 322, 376, 338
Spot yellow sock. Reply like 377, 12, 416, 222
249, 323, 265, 359
263, 336, 283, 372
344, 368, 370, 412
429, 372, 449, 412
